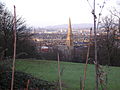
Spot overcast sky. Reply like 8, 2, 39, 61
1, 0, 119, 27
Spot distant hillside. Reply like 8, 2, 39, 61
45, 23, 93, 29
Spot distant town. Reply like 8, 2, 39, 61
32, 24, 93, 47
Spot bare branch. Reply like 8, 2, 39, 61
109, 7, 120, 19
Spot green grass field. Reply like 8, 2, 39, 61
15, 59, 120, 90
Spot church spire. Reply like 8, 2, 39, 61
66, 17, 73, 47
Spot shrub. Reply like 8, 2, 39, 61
0, 63, 56, 90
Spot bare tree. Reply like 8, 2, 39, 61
82, 28, 92, 90
98, 15, 120, 66
11, 5, 16, 90
110, 7, 120, 33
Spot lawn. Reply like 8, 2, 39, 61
15, 59, 120, 90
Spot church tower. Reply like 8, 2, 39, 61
66, 18, 73, 48
65, 18, 73, 61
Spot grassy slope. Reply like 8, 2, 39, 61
15, 59, 120, 90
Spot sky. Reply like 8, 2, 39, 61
1, 0, 119, 27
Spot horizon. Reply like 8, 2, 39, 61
1, 0, 119, 27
